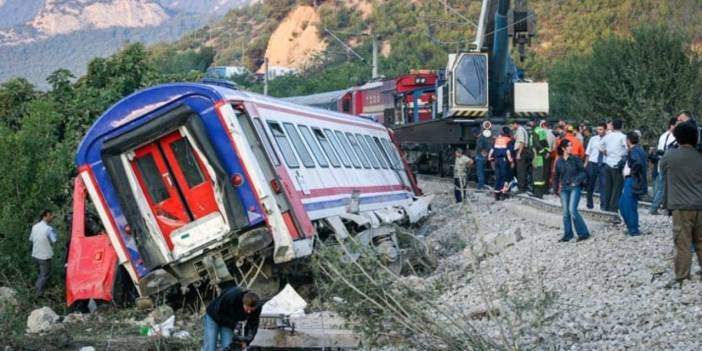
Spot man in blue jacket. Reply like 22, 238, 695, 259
619, 131, 647, 236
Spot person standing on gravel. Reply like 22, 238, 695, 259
584, 123, 606, 209
650, 117, 677, 214
489, 127, 513, 200
29, 209, 58, 298
453, 148, 474, 203
475, 122, 493, 192
600, 119, 627, 212
204, 287, 262, 351
618, 132, 647, 236
660, 122, 702, 288
554, 139, 590, 242
511, 120, 530, 193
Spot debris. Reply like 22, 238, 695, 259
87, 299, 97, 314
173, 330, 191, 339
148, 305, 175, 323
261, 284, 307, 318
63, 312, 87, 324
147, 315, 175, 337
0, 286, 18, 310
136, 297, 154, 311
26, 307, 60, 334
467, 300, 503, 320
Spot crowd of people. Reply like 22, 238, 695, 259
453, 111, 702, 287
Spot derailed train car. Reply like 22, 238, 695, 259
65, 81, 432, 306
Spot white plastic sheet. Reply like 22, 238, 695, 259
261, 284, 307, 317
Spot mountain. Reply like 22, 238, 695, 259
158, 0, 702, 82
0, 0, 251, 87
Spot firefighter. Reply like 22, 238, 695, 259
488, 127, 514, 200
530, 120, 550, 198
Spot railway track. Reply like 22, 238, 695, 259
417, 174, 622, 224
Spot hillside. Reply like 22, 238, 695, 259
160, 0, 702, 82
0, 0, 251, 87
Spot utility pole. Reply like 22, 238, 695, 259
263, 57, 269, 96
372, 32, 379, 79
241, 37, 246, 67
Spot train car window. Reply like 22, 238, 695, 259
345, 133, 371, 169
334, 130, 362, 168
298, 125, 329, 168
381, 138, 402, 170
325, 129, 351, 168
313, 128, 341, 168
367, 135, 389, 169
135, 154, 170, 203
283, 122, 315, 168
254, 118, 280, 166
267, 121, 300, 168
170, 138, 206, 188
356, 133, 380, 169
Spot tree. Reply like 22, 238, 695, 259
0, 79, 38, 131
549, 25, 702, 138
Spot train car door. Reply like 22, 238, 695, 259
130, 130, 221, 252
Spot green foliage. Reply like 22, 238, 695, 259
151, 46, 216, 75
0, 43, 197, 304
549, 25, 702, 138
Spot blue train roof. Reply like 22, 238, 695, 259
76, 83, 240, 166
76, 82, 387, 167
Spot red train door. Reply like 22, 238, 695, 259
130, 130, 219, 250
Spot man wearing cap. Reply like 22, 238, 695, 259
475, 122, 494, 191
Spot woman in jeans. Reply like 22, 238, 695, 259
554, 139, 591, 242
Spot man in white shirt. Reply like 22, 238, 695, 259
600, 119, 628, 212
29, 209, 58, 298
650, 117, 678, 214
584, 123, 606, 209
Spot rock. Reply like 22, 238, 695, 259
63, 312, 87, 324
26, 307, 60, 334
467, 299, 503, 320
79, 347, 96, 351
0, 286, 18, 310
148, 305, 174, 323
480, 231, 517, 255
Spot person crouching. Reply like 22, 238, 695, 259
554, 139, 591, 242
204, 287, 261, 351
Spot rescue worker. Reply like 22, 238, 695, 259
530, 120, 550, 198
204, 287, 262, 351
564, 125, 586, 160
453, 148, 474, 203
29, 209, 58, 298
488, 127, 513, 200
